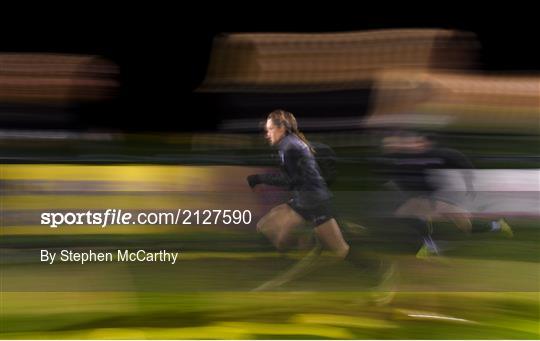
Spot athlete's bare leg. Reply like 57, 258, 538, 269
254, 210, 349, 291
257, 203, 305, 251
314, 218, 350, 259
434, 200, 472, 233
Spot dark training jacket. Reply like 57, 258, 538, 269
257, 134, 332, 207
378, 147, 474, 194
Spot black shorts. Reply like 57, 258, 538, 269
287, 198, 335, 227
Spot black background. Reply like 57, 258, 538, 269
1, 5, 538, 132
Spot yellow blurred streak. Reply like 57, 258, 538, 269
178, 251, 274, 260
1, 164, 218, 183
1, 165, 264, 235
3, 195, 207, 210
0, 225, 198, 235
177, 250, 330, 260
291, 313, 398, 329
85, 328, 148, 339
216, 321, 354, 339
1, 322, 353, 339
1, 292, 139, 315
3, 326, 249, 340
90, 325, 248, 339
2, 291, 538, 339
0, 225, 238, 235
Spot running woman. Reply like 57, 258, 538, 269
247, 109, 387, 290
247, 109, 350, 259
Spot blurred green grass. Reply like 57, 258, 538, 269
1, 221, 539, 339
2, 291, 539, 339
1, 133, 538, 339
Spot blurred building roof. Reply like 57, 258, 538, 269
199, 29, 479, 92
364, 70, 540, 134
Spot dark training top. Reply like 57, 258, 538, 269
378, 147, 474, 194
257, 134, 332, 207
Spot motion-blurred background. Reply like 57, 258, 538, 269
1, 6, 539, 339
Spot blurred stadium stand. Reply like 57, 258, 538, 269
363, 70, 540, 134
0, 53, 118, 129
196, 29, 479, 132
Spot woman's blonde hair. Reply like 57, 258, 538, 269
267, 109, 314, 153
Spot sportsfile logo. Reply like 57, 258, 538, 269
41, 209, 253, 228
41, 209, 132, 228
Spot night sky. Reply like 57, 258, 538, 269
1, 5, 537, 132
